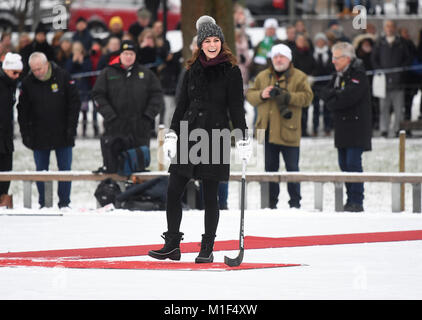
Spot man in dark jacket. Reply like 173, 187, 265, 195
321, 42, 372, 212
72, 17, 94, 52
92, 40, 163, 171
371, 20, 410, 137
20, 23, 55, 75
0, 53, 23, 209
17, 52, 81, 209
311, 32, 334, 136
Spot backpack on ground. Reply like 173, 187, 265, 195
116, 176, 168, 211
94, 178, 122, 207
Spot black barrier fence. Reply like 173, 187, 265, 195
70, 63, 422, 84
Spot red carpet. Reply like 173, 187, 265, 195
0, 258, 300, 271
1, 230, 421, 271
1, 230, 421, 260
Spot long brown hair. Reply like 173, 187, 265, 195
186, 42, 237, 69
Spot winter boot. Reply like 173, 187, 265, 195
148, 232, 184, 261
195, 234, 216, 263
0, 194, 13, 209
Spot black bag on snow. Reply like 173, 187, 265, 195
116, 176, 168, 211
94, 178, 122, 207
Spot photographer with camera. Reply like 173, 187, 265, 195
246, 44, 313, 209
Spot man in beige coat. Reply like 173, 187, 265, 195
246, 44, 313, 209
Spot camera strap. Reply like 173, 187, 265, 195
269, 67, 290, 89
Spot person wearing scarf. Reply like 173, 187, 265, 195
246, 44, 314, 210
149, 16, 249, 264
320, 42, 372, 212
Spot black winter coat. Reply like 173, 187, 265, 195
0, 68, 18, 154
320, 59, 372, 151
92, 60, 164, 147
169, 58, 248, 181
371, 36, 410, 89
292, 47, 316, 76
312, 48, 334, 91
17, 62, 81, 150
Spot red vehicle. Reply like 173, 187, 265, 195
68, 0, 181, 33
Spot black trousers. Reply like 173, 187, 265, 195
166, 172, 220, 237
0, 153, 12, 195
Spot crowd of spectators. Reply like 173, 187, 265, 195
0, 5, 421, 140
232, 3, 422, 137
1, 3, 422, 210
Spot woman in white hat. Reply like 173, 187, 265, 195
0, 53, 23, 208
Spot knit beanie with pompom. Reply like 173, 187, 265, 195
196, 15, 225, 47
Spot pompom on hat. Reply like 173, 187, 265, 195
196, 15, 225, 46
2, 52, 23, 70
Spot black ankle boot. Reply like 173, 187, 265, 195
195, 234, 216, 263
148, 232, 184, 261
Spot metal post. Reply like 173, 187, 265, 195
413, 183, 421, 213
399, 130, 406, 211
23, 181, 32, 209
314, 182, 324, 211
260, 181, 269, 208
44, 181, 53, 208
392, 182, 401, 212
334, 182, 343, 212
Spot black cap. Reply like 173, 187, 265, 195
35, 22, 47, 34
76, 16, 87, 24
120, 40, 137, 55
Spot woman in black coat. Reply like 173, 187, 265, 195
149, 16, 248, 263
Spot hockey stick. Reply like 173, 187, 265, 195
224, 158, 247, 267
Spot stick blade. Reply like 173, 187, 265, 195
224, 249, 244, 267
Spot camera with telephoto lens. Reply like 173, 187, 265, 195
269, 83, 292, 119
269, 82, 281, 98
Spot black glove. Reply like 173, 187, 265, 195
271, 87, 292, 119
320, 88, 337, 102
274, 87, 290, 106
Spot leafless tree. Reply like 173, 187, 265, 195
2, 0, 32, 32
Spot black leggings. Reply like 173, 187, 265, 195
166, 172, 220, 237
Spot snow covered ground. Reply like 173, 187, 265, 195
1, 210, 422, 301
1, 120, 422, 300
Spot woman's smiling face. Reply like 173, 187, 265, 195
201, 36, 221, 60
